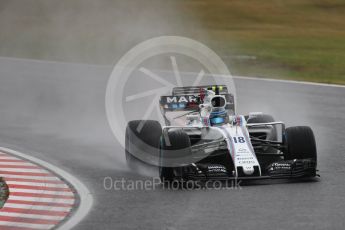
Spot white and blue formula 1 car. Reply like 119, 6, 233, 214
125, 85, 318, 182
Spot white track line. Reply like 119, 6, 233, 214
3, 203, 72, 212
8, 196, 75, 204
0, 168, 49, 173
9, 189, 74, 196
155, 68, 345, 88
0, 221, 54, 229
1, 56, 344, 88
233, 75, 345, 88
0, 212, 65, 221
0, 147, 93, 230
0, 156, 22, 160
0, 162, 35, 166
5, 181, 69, 188
0, 174, 59, 180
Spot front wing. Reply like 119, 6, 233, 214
173, 158, 317, 181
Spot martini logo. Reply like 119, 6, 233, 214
166, 96, 198, 103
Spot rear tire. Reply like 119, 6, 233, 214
125, 120, 162, 169
159, 129, 192, 182
285, 126, 317, 162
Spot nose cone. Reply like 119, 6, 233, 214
243, 165, 255, 175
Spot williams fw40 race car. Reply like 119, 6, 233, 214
125, 85, 318, 182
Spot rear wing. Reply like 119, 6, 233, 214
160, 85, 235, 112
172, 85, 229, 96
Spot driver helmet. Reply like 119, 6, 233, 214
209, 107, 228, 126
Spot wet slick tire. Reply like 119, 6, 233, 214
159, 129, 192, 183
285, 126, 317, 162
125, 120, 162, 169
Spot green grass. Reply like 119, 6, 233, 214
188, 0, 345, 84
1, 0, 345, 84
0, 178, 9, 208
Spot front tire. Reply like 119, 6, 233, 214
159, 129, 192, 182
284, 126, 317, 162
125, 120, 162, 169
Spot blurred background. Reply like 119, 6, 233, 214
1, 0, 345, 84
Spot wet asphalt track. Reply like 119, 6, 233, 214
0, 57, 345, 230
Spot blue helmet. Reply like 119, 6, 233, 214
209, 108, 228, 126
